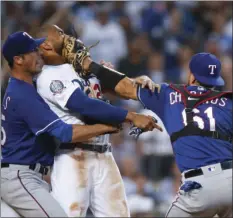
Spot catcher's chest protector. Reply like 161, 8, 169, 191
169, 84, 232, 143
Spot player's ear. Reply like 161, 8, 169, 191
188, 71, 195, 85
13, 56, 24, 66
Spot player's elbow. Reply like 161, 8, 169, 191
50, 121, 73, 143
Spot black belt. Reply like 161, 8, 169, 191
184, 160, 232, 179
59, 143, 112, 153
1, 163, 50, 175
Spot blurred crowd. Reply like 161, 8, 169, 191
1, 1, 232, 216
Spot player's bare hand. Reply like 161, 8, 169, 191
100, 60, 114, 69
132, 76, 160, 93
127, 112, 163, 132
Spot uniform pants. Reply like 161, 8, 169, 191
51, 149, 130, 217
1, 164, 68, 217
1, 199, 21, 217
166, 163, 232, 218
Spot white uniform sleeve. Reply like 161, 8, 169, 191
51, 79, 80, 108
36, 64, 81, 109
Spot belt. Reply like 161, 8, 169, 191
184, 160, 232, 179
59, 143, 112, 153
1, 163, 50, 175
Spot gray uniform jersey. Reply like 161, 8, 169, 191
36, 64, 110, 147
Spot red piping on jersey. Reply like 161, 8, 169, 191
170, 84, 232, 108
17, 170, 50, 217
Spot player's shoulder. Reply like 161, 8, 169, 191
37, 64, 74, 80
160, 83, 169, 89
223, 91, 232, 109
4, 80, 38, 108
36, 64, 78, 89
6, 77, 36, 97
158, 83, 171, 93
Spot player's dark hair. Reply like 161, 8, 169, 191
8, 60, 14, 69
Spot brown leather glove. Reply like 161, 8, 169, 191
62, 34, 91, 76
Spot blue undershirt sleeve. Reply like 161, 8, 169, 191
66, 88, 128, 125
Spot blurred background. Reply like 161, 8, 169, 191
1, 1, 232, 217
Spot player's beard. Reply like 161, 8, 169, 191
34, 57, 44, 75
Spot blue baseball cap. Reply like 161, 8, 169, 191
2, 31, 46, 64
189, 52, 224, 86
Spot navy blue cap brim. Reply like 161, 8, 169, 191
35, 37, 46, 46
194, 73, 225, 87
26, 37, 46, 54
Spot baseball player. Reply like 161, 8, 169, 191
1, 32, 124, 217
77, 51, 232, 217
35, 25, 161, 217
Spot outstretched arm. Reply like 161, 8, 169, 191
83, 58, 159, 100
66, 88, 162, 132
114, 76, 159, 100
61, 34, 159, 100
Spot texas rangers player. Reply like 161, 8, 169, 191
36, 25, 160, 217
1, 31, 125, 217
80, 52, 232, 218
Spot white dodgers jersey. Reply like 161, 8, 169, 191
36, 64, 110, 146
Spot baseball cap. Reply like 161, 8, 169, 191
2, 31, 46, 64
189, 52, 224, 86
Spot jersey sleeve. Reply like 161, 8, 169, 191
50, 79, 81, 108
36, 65, 82, 109
16, 95, 62, 136
137, 83, 168, 118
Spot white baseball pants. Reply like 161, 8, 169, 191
51, 149, 130, 217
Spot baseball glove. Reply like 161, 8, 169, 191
62, 34, 99, 76
62, 35, 90, 74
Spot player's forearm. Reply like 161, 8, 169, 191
48, 120, 118, 143
83, 59, 138, 100
114, 77, 138, 100
71, 124, 118, 143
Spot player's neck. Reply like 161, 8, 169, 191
43, 54, 66, 66
11, 69, 33, 85
188, 80, 200, 86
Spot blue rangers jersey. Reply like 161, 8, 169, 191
1, 77, 68, 165
137, 84, 232, 172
